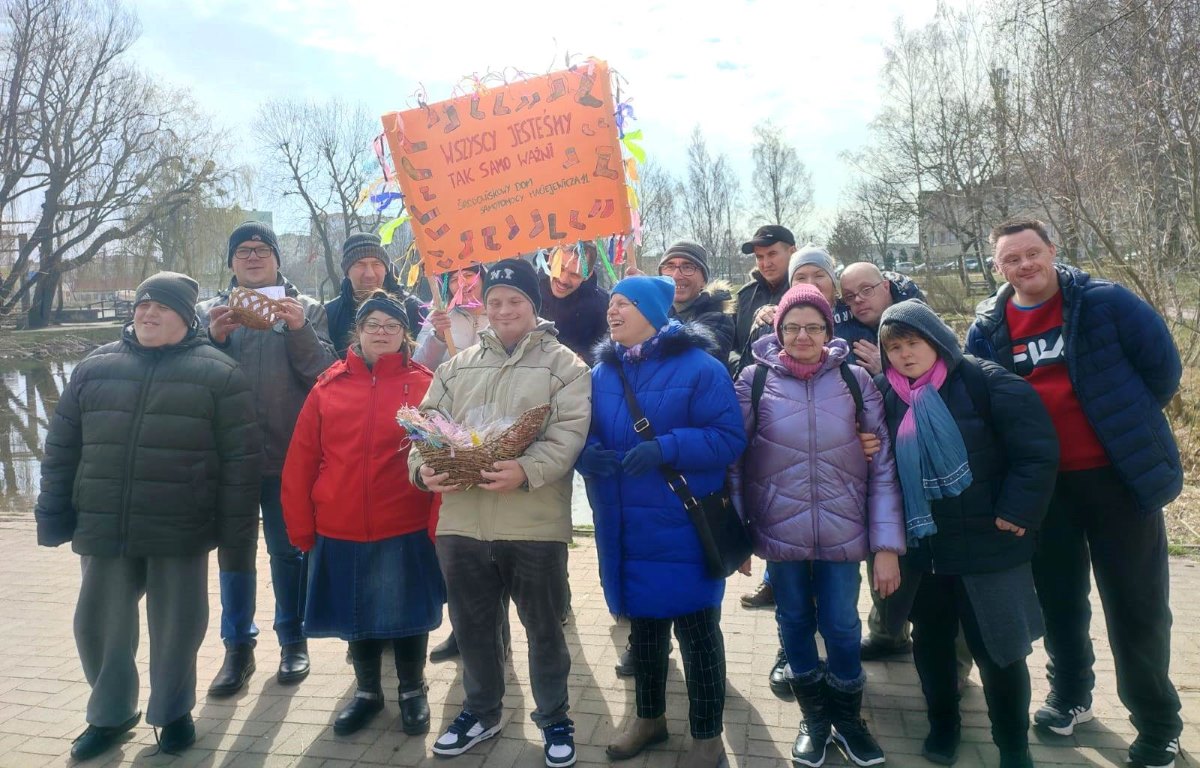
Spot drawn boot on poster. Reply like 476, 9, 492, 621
589, 199, 615, 219
459, 231, 475, 261
409, 205, 439, 225
529, 210, 546, 238
516, 93, 541, 112
425, 105, 440, 129
548, 76, 568, 102
482, 226, 502, 252
575, 73, 604, 108
506, 215, 520, 241
401, 157, 433, 181
443, 104, 462, 133
493, 93, 511, 116
562, 148, 581, 169
419, 185, 437, 202
594, 147, 620, 179
569, 210, 586, 231
470, 95, 486, 120
548, 213, 567, 240
425, 224, 450, 241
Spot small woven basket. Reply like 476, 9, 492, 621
227, 287, 288, 330
422, 404, 551, 487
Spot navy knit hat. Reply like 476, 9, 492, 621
483, 258, 542, 314
879, 300, 963, 366
612, 275, 675, 331
227, 221, 280, 268
355, 291, 409, 331
134, 271, 199, 326
659, 240, 710, 282
342, 232, 389, 275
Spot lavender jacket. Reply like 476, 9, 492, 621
729, 336, 905, 562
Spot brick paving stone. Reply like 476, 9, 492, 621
1, 518, 1199, 766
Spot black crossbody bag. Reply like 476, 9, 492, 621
614, 365, 753, 579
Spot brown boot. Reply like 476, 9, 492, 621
606, 716, 668, 760
740, 580, 774, 609
681, 736, 727, 768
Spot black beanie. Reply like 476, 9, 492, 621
134, 271, 199, 326
483, 258, 542, 314
227, 221, 280, 268
660, 240, 711, 282
342, 232, 389, 275
355, 292, 410, 331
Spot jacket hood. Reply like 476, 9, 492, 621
751, 334, 850, 376
478, 318, 560, 352
974, 263, 1091, 331
886, 271, 924, 302
594, 320, 718, 366
686, 279, 735, 314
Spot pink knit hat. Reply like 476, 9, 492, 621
774, 284, 835, 343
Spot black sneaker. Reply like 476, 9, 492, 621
1033, 694, 1093, 736
769, 648, 794, 699
542, 718, 576, 767
432, 710, 501, 756
1129, 735, 1180, 768
70, 712, 141, 761
156, 713, 195, 755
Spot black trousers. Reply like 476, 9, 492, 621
911, 573, 1030, 753
630, 607, 725, 739
1033, 466, 1182, 741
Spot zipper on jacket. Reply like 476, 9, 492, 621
362, 374, 378, 541
807, 379, 819, 552
120, 355, 158, 555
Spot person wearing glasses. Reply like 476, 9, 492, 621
837, 263, 925, 378
281, 291, 443, 739
730, 283, 902, 768
659, 241, 736, 366
198, 220, 336, 697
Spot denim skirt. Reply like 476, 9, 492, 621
303, 530, 446, 642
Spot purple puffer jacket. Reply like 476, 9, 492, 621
729, 336, 905, 562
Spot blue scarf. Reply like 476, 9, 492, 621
885, 359, 973, 545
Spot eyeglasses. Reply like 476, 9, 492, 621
842, 281, 884, 304
781, 323, 827, 338
361, 320, 405, 335
233, 246, 275, 260
660, 262, 700, 277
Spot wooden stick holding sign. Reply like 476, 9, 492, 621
425, 274, 458, 357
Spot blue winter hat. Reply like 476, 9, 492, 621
613, 275, 675, 330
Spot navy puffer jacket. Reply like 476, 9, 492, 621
966, 265, 1182, 513
835, 272, 926, 355
583, 322, 747, 619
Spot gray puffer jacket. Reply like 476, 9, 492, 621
730, 335, 905, 562
196, 274, 336, 476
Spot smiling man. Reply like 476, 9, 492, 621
538, 242, 609, 366
324, 232, 426, 357
658, 240, 736, 365
968, 218, 1184, 768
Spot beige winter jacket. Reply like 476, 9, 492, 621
408, 320, 591, 543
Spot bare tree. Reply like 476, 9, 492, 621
848, 176, 913, 269
0, 0, 227, 327
255, 99, 385, 291
826, 212, 873, 265
636, 159, 679, 257
678, 126, 741, 279
750, 121, 813, 231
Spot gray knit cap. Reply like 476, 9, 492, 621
879, 299, 963, 366
659, 240, 710, 281
788, 245, 836, 284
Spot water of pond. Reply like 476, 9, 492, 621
0, 355, 596, 528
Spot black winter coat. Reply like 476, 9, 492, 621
875, 356, 1059, 575
538, 273, 609, 366
35, 326, 263, 570
670, 281, 735, 366
732, 270, 788, 373
325, 274, 427, 357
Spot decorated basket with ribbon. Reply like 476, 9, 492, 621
397, 404, 551, 488
226, 287, 287, 331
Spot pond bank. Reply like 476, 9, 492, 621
0, 323, 122, 363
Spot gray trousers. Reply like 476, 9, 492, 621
436, 536, 570, 730
74, 554, 209, 727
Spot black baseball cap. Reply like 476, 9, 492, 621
740, 225, 796, 254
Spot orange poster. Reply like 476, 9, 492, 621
381, 61, 632, 275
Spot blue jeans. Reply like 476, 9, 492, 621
768, 559, 863, 683
219, 477, 307, 647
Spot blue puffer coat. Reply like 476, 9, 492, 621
966, 265, 1183, 513
583, 322, 747, 619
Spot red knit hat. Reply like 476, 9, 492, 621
775, 284, 835, 343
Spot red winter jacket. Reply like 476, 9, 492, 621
282, 348, 437, 552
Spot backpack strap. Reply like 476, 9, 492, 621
749, 363, 769, 434
957, 355, 992, 423
839, 362, 866, 428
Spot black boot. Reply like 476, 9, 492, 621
790, 672, 832, 767
922, 720, 962, 765
429, 632, 459, 662
827, 680, 885, 767
396, 635, 431, 736
208, 644, 255, 697
278, 640, 310, 685
334, 642, 384, 736
769, 647, 794, 699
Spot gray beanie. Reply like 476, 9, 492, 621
879, 300, 963, 366
788, 244, 836, 284
134, 271, 199, 326
659, 240, 710, 281
341, 232, 389, 275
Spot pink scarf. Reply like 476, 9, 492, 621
779, 349, 827, 380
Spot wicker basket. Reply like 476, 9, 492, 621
227, 287, 287, 330
422, 404, 551, 487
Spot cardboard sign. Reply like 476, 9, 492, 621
381, 61, 632, 275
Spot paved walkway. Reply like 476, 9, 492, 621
1, 516, 1199, 768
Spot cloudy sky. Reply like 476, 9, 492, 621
128, 0, 949, 234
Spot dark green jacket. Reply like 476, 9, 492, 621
35, 325, 263, 569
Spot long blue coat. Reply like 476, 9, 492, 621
583, 322, 747, 619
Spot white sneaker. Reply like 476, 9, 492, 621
431, 710, 501, 757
